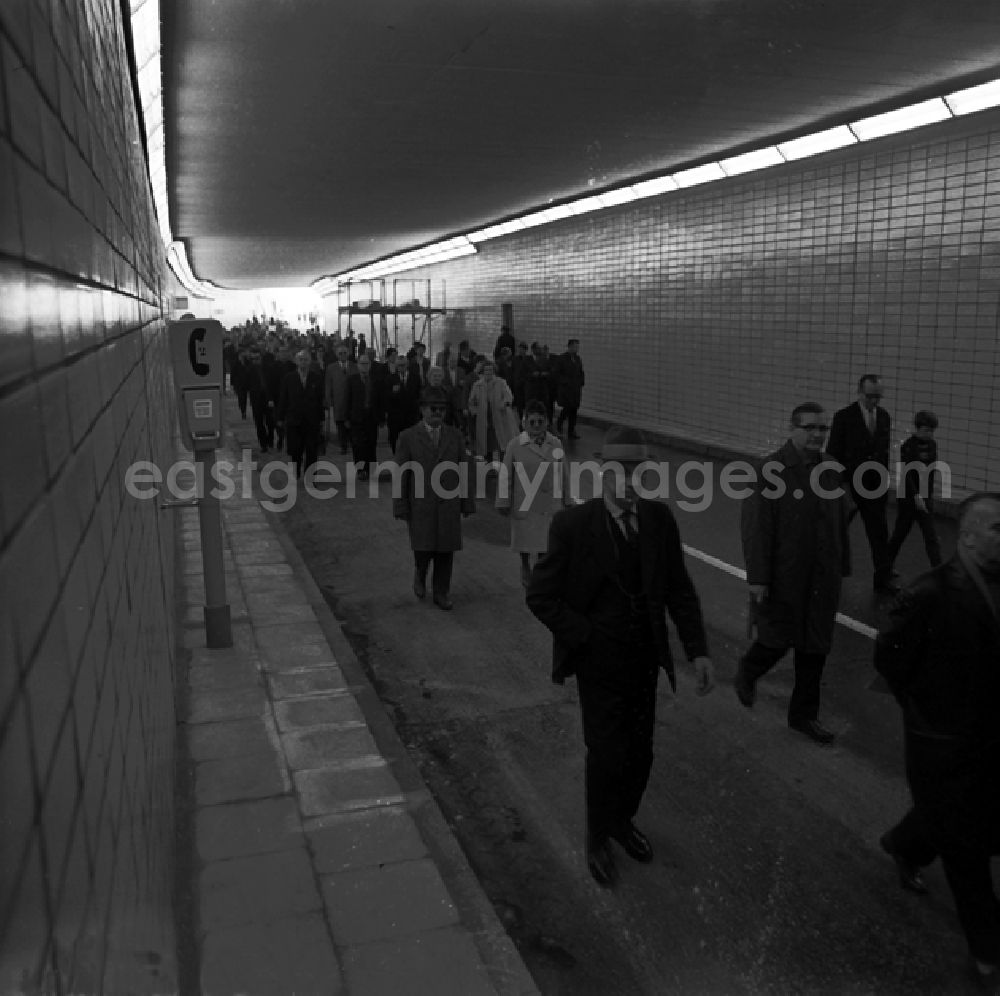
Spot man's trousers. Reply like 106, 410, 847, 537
576, 634, 658, 843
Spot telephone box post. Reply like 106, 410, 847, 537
168, 318, 232, 648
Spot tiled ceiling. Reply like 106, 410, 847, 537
160, 0, 1000, 289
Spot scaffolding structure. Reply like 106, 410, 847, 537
337, 278, 446, 358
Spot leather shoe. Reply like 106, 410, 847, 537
586, 837, 617, 887
611, 823, 654, 863
412, 572, 426, 600
433, 593, 454, 611
788, 718, 835, 745
879, 833, 929, 894
733, 666, 756, 708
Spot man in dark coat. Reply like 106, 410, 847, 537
493, 325, 516, 360
734, 402, 851, 744
380, 353, 420, 453
527, 426, 715, 887
875, 492, 1000, 986
393, 387, 475, 610
345, 354, 380, 481
277, 349, 325, 477
827, 373, 895, 593
554, 338, 585, 439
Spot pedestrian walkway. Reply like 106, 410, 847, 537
174, 400, 538, 995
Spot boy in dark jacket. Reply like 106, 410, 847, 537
887, 410, 942, 571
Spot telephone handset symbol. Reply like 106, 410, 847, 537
187, 327, 211, 376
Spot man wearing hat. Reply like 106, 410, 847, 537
554, 338, 585, 439
527, 426, 715, 887
393, 387, 476, 610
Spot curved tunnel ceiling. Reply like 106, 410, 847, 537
160, 0, 1000, 289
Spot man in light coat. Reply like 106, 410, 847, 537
393, 387, 475, 610
324, 344, 356, 454
734, 402, 851, 744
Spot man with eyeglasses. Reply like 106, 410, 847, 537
393, 387, 476, 610
734, 402, 851, 745
827, 374, 896, 594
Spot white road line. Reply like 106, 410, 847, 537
682, 544, 879, 641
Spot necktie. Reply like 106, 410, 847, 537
621, 511, 638, 545
866, 408, 875, 434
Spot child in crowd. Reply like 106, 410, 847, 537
887, 410, 942, 571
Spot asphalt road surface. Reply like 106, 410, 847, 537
276, 424, 988, 995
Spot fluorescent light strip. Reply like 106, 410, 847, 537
777, 125, 858, 160
850, 97, 952, 141
945, 79, 1000, 116
672, 162, 727, 187
719, 146, 785, 175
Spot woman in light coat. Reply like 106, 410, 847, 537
496, 400, 573, 586
467, 359, 516, 460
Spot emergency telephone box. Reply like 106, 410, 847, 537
168, 318, 225, 450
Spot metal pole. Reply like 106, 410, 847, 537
195, 449, 232, 647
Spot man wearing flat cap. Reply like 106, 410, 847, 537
527, 425, 715, 887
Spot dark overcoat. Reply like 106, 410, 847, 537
555, 351, 585, 408
875, 557, 1000, 851
393, 423, 475, 552
526, 497, 709, 688
741, 441, 851, 654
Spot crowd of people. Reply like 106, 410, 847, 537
222, 319, 587, 480
222, 322, 997, 988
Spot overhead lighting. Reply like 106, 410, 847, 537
518, 210, 554, 229
777, 125, 858, 160
945, 79, 1000, 116
850, 98, 951, 141
630, 175, 678, 199
672, 162, 727, 188
539, 204, 574, 221
566, 194, 609, 215
599, 187, 638, 206
719, 146, 785, 176
467, 219, 526, 242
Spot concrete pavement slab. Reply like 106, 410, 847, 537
188, 654, 261, 693
308, 807, 428, 875
294, 764, 405, 817
200, 847, 323, 930
187, 717, 273, 762
280, 725, 380, 769
201, 916, 342, 996
266, 667, 349, 699
274, 693, 365, 731
340, 927, 496, 996
196, 796, 303, 862
187, 686, 264, 725
195, 751, 286, 807
321, 858, 459, 945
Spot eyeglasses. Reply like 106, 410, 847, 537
798, 423, 829, 433
427, 405, 446, 413
525, 417, 546, 426
863, 393, 883, 401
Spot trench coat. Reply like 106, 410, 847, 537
496, 431, 572, 553
467, 376, 517, 456
875, 556, 1000, 852
741, 441, 851, 654
392, 422, 475, 552
527, 497, 709, 687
